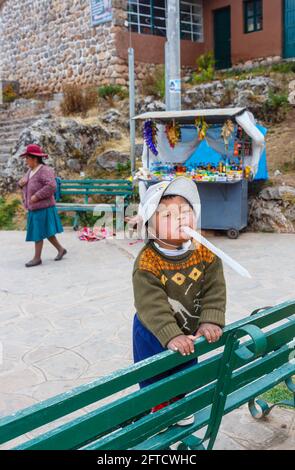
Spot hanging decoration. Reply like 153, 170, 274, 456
195, 117, 209, 141
165, 120, 181, 148
143, 120, 158, 156
221, 119, 235, 149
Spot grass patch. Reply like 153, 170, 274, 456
98, 85, 128, 105
260, 92, 291, 124
189, 59, 295, 84
260, 381, 294, 408
192, 52, 215, 84
0, 197, 22, 230
141, 66, 165, 99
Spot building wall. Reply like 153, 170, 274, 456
116, 31, 205, 67
0, 0, 127, 93
115, 30, 205, 86
0, 0, 286, 95
203, 0, 283, 64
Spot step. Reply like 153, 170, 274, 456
0, 111, 49, 121
0, 118, 36, 129
0, 152, 11, 162
0, 117, 43, 129
0, 112, 49, 126
0, 154, 11, 163
0, 138, 18, 145
0, 131, 20, 139
0, 143, 14, 150
0, 126, 28, 136
0, 140, 15, 147
0, 124, 34, 134
0, 152, 15, 159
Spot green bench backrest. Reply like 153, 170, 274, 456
55, 179, 133, 204
0, 300, 294, 450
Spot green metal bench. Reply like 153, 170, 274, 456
55, 178, 133, 230
0, 301, 294, 450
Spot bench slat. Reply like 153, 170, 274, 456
0, 314, 295, 448
82, 344, 294, 450
15, 343, 294, 450
60, 179, 132, 184
56, 205, 118, 212
131, 357, 295, 451
60, 190, 132, 195
0, 303, 294, 447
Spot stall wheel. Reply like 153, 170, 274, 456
227, 228, 239, 239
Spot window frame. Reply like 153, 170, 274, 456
244, 0, 263, 34
127, 0, 204, 43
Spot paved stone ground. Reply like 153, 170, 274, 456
0, 229, 294, 449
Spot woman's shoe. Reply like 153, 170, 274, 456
25, 259, 42, 268
55, 249, 67, 261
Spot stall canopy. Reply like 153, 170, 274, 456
133, 108, 267, 180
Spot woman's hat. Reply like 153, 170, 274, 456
20, 144, 48, 159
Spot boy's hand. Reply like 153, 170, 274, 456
167, 334, 197, 356
195, 322, 223, 343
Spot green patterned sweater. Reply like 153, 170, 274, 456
132, 240, 227, 347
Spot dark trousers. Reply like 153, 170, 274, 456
132, 313, 198, 390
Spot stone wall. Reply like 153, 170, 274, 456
0, 0, 195, 94
0, 0, 128, 94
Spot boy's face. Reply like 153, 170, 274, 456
149, 195, 196, 246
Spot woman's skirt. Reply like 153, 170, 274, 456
26, 206, 64, 242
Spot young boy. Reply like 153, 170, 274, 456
132, 177, 226, 425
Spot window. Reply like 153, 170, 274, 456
127, 0, 204, 42
244, 0, 263, 33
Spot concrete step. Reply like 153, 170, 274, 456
0, 152, 15, 160
0, 118, 42, 130
0, 151, 15, 159
0, 126, 33, 136
0, 138, 18, 145
0, 119, 36, 130
0, 153, 11, 163
0, 131, 20, 139
0, 111, 50, 122
0, 112, 49, 127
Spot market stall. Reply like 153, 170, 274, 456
133, 108, 267, 239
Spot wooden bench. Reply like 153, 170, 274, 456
0, 301, 294, 450
55, 178, 133, 230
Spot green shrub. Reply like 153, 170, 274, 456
2, 84, 18, 103
141, 66, 165, 99
192, 52, 215, 84
98, 85, 128, 103
217, 65, 269, 81
115, 160, 131, 174
0, 197, 21, 229
271, 61, 295, 74
261, 91, 291, 124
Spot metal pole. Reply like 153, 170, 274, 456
165, 41, 170, 110
166, 0, 181, 111
128, 47, 136, 174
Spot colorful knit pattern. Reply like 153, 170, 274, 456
138, 242, 215, 279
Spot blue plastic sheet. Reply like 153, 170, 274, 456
183, 124, 268, 181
